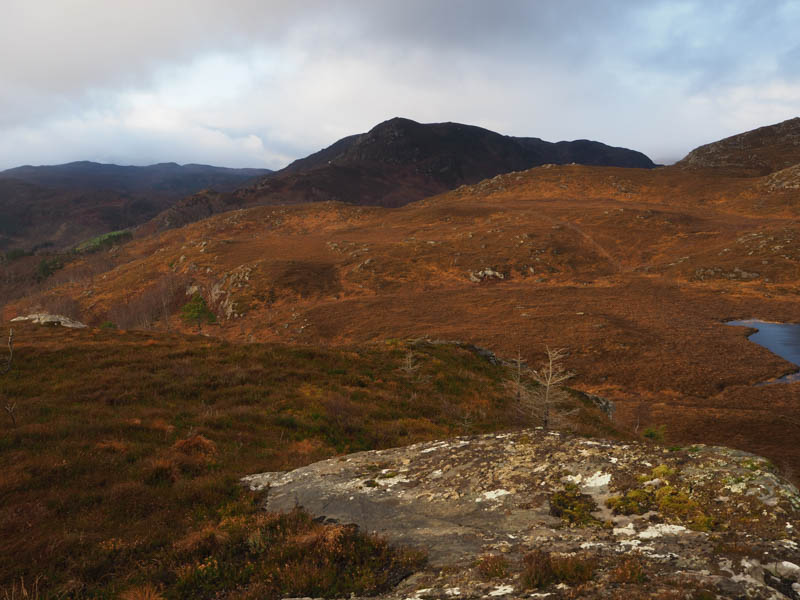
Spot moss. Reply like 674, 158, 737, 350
606, 489, 654, 515
655, 486, 714, 531
549, 485, 601, 527
651, 464, 677, 480
607, 479, 715, 531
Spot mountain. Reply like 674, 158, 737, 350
0, 162, 272, 251
279, 117, 656, 176
0, 161, 272, 195
675, 116, 800, 176
148, 117, 656, 231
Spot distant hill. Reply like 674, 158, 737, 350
0, 161, 271, 195
280, 117, 655, 177
149, 117, 655, 231
675, 116, 800, 176
0, 162, 272, 251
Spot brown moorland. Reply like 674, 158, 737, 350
11, 152, 800, 485
2, 322, 622, 596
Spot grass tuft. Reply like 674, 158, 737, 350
520, 550, 595, 589
475, 554, 510, 580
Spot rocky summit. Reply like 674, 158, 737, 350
243, 429, 800, 599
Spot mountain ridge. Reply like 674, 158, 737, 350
146, 117, 656, 232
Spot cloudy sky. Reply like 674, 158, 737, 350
1, 0, 798, 170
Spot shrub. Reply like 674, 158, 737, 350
74, 230, 133, 254
521, 550, 595, 589
172, 434, 218, 458
181, 294, 217, 332
120, 584, 165, 600
35, 257, 64, 282
475, 554, 510, 580
643, 425, 666, 441
170, 508, 426, 599
610, 552, 647, 583
4, 248, 29, 261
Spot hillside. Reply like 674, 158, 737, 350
0, 161, 271, 195
14, 156, 800, 485
3, 118, 800, 598
0, 162, 271, 251
147, 117, 656, 231
0, 322, 616, 597
676, 116, 800, 176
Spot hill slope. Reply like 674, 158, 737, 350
0, 161, 271, 195
16, 157, 800, 483
148, 117, 655, 231
0, 162, 271, 251
675, 116, 800, 176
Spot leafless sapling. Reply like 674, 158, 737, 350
400, 350, 419, 375
510, 346, 576, 430
2, 329, 16, 427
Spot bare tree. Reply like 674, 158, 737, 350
509, 346, 576, 430
2, 329, 16, 427
508, 348, 526, 404
399, 350, 419, 376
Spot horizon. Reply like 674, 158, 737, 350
5, 112, 797, 173
0, 114, 682, 172
2, 1, 799, 170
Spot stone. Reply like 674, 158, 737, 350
10, 313, 87, 329
243, 429, 800, 599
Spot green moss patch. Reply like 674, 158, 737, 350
549, 484, 602, 527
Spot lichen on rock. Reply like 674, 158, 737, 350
242, 429, 800, 599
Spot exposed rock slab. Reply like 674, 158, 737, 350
244, 429, 800, 599
10, 313, 87, 328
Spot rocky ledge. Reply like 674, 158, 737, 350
10, 312, 87, 328
243, 430, 800, 599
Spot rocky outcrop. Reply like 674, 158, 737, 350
694, 266, 761, 281
469, 267, 506, 283
676, 117, 800, 176
243, 429, 800, 599
764, 164, 800, 191
10, 313, 86, 328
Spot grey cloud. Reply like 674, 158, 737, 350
0, 1, 798, 169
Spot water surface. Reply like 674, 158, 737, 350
726, 319, 800, 384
